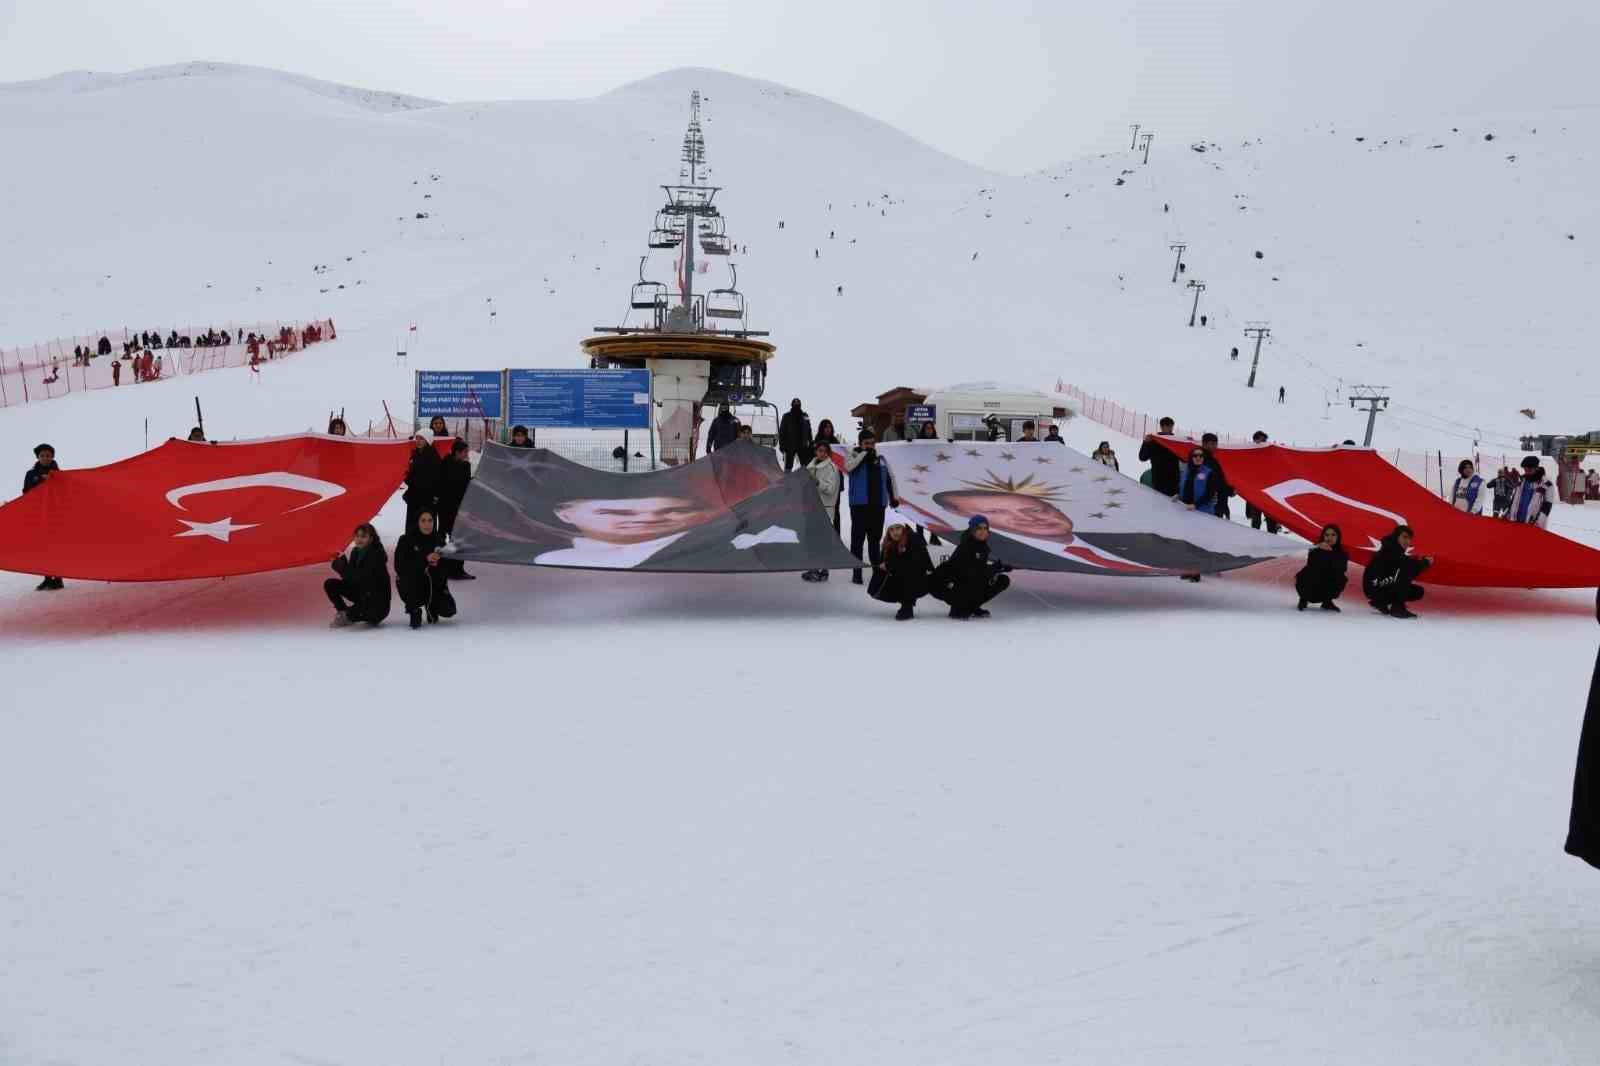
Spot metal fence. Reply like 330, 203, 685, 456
0, 319, 336, 409
1057, 382, 1522, 499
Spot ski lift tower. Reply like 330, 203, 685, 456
582, 90, 776, 464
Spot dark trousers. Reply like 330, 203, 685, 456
1370, 583, 1424, 609
783, 450, 799, 472
1295, 571, 1347, 604
1247, 505, 1280, 534
948, 574, 1010, 613
325, 578, 359, 614
850, 504, 885, 579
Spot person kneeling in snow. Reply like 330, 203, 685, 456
1295, 524, 1348, 612
1363, 524, 1433, 619
932, 515, 1012, 620
325, 523, 392, 627
869, 523, 935, 620
394, 510, 457, 629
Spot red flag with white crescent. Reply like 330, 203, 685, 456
0, 435, 412, 581
1154, 437, 1600, 586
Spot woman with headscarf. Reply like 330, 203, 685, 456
394, 510, 457, 628
1294, 524, 1349, 611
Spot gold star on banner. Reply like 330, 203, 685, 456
965, 449, 981, 458
1104, 500, 1123, 508
999, 451, 1016, 461
1092, 475, 1112, 484
912, 464, 931, 474
1032, 457, 1054, 465
1106, 488, 1126, 496
934, 452, 952, 463
1088, 511, 1107, 519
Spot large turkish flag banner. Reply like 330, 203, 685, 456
0, 435, 412, 581
1157, 437, 1600, 587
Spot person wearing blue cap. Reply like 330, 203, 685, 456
932, 514, 1012, 619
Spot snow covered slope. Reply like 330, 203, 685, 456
5, 65, 1600, 1066
4, 63, 1595, 466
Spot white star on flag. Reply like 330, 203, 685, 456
174, 517, 259, 542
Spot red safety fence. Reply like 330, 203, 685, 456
0, 319, 336, 409
1056, 382, 1523, 499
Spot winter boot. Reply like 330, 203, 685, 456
948, 606, 971, 620
852, 570, 864, 585
35, 577, 51, 591
409, 609, 422, 630
426, 607, 439, 624
895, 605, 914, 621
818, 570, 830, 581
801, 570, 817, 582
1297, 597, 1308, 611
1181, 574, 1202, 583
1370, 600, 1390, 615
330, 611, 355, 628
1320, 601, 1341, 612
49, 577, 64, 590
1389, 605, 1418, 619
971, 607, 992, 619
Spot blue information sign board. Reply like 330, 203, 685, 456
906, 404, 937, 425
507, 369, 652, 429
416, 370, 504, 419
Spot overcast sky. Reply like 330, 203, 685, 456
4, 0, 1598, 172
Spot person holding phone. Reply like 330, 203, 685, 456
1295, 524, 1349, 611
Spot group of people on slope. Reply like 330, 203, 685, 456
325, 419, 476, 630
793, 424, 1011, 620
1457, 458, 1556, 525
1287, 523, 1432, 619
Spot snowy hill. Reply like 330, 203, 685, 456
6, 65, 1600, 1066
2, 63, 1596, 463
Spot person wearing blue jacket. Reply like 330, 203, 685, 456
844, 430, 899, 585
1176, 447, 1218, 514
1449, 460, 1486, 515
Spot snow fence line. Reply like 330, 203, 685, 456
0, 319, 336, 410
1057, 383, 1521, 500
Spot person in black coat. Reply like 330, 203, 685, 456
403, 433, 442, 533
870, 523, 935, 620
23, 443, 64, 590
433, 439, 477, 579
932, 515, 1012, 619
325, 523, 392, 626
394, 510, 457, 628
509, 425, 534, 448
1138, 417, 1181, 497
1200, 433, 1234, 518
706, 405, 741, 453
778, 398, 813, 472
1565, 590, 1600, 869
1362, 524, 1433, 618
1295, 523, 1349, 611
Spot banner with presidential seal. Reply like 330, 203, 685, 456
878, 441, 1295, 576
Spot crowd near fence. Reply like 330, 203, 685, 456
1057, 383, 1525, 501
0, 319, 337, 409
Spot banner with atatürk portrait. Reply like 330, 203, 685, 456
450, 439, 861, 573
879, 441, 1295, 575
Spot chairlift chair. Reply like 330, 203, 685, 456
630, 257, 667, 309
648, 227, 681, 249
700, 233, 731, 256
705, 263, 746, 320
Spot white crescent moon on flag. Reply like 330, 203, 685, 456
166, 472, 347, 513
1262, 478, 1408, 535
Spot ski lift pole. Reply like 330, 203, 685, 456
195, 396, 205, 438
